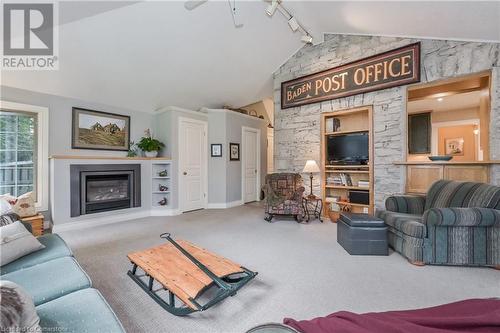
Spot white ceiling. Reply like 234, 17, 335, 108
408, 90, 482, 114
2, 1, 499, 113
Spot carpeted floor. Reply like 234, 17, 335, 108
59, 204, 500, 333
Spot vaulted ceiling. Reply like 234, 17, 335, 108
2, 1, 499, 113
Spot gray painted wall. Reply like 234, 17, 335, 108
273, 35, 500, 208
1, 85, 154, 156
154, 108, 209, 210
1, 85, 155, 221
207, 112, 228, 204
224, 111, 267, 203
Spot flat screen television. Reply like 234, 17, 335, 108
327, 132, 369, 164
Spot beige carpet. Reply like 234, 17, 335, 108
59, 204, 500, 333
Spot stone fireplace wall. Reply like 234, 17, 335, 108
273, 35, 500, 208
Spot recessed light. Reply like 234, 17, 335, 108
437, 97, 443, 102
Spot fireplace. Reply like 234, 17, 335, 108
70, 164, 141, 217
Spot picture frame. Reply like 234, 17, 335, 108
72, 107, 130, 151
211, 144, 222, 157
445, 138, 464, 156
229, 143, 240, 161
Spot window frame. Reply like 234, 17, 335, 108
0, 100, 49, 211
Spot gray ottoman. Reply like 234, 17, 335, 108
337, 213, 388, 255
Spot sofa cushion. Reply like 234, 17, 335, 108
1, 234, 72, 275
0, 221, 45, 266
1, 257, 91, 306
377, 211, 426, 238
36, 288, 125, 333
425, 180, 500, 210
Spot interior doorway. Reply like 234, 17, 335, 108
178, 117, 208, 212
242, 126, 261, 203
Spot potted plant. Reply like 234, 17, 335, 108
137, 129, 165, 158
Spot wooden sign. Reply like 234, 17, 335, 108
281, 43, 420, 109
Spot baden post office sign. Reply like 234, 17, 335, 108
281, 43, 420, 109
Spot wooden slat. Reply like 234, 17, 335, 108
128, 240, 245, 310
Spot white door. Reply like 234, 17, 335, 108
242, 128, 260, 203
179, 118, 207, 212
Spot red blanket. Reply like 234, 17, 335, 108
284, 299, 500, 333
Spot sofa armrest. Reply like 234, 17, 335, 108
424, 207, 500, 228
385, 195, 426, 214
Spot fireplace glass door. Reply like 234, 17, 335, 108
81, 171, 133, 214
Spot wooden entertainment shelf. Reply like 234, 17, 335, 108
321, 106, 374, 221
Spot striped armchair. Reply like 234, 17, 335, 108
377, 180, 500, 267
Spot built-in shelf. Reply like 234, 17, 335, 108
325, 170, 370, 174
326, 185, 370, 190
337, 202, 370, 208
324, 129, 369, 136
322, 106, 374, 219
325, 165, 370, 169
151, 161, 172, 209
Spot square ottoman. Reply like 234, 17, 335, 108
337, 213, 388, 255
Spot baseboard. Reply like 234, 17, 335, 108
53, 210, 150, 232
150, 208, 181, 216
207, 200, 243, 209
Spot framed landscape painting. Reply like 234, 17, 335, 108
72, 107, 130, 151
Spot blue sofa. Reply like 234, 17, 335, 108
377, 180, 500, 267
1, 233, 125, 333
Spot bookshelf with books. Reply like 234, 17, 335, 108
321, 106, 374, 221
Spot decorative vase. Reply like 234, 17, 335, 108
145, 151, 158, 158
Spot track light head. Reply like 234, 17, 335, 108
287, 16, 299, 32
266, 0, 279, 16
301, 34, 313, 44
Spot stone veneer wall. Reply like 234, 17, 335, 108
273, 35, 500, 209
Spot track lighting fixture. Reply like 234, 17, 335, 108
266, 0, 279, 16
301, 35, 313, 44
287, 16, 299, 32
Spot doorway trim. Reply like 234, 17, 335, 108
178, 116, 208, 212
241, 126, 261, 203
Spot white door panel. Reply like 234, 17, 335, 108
243, 129, 259, 203
179, 119, 207, 212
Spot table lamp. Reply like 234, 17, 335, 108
303, 160, 320, 199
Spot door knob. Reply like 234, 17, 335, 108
183, 172, 187, 175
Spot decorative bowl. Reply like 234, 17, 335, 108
428, 155, 453, 161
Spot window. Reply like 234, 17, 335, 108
0, 101, 48, 210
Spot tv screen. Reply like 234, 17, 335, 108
327, 132, 369, 164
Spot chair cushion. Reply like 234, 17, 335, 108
36, 288, 125, 333
377, 211, 426, 238
1, 234, 72, 275
339, 213, 385, 228
1, 257, 91, 306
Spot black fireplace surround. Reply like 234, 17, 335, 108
70, 164, 141, 217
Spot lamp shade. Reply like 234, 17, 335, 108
303, 160, 320, 173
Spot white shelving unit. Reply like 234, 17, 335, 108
151, 160, 172, 210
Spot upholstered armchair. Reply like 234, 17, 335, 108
263, 173, 305, 223
377, 180, 500, 268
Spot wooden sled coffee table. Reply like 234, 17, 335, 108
127, 233, 257, 316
